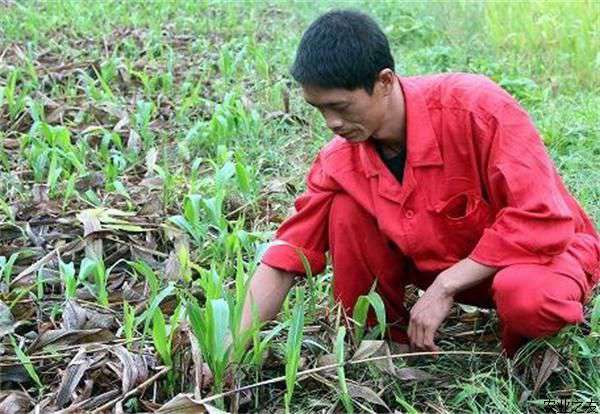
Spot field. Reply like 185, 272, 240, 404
1, 0, 599, 412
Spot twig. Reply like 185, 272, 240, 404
9, 238, 84, 286
108, 234, 168, 258
91, 365, 171, 413
53, 390, 121, 414
0, 337, 145, 366
199, 349, 500, 404
453, 329, 488, 337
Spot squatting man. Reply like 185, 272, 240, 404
238, 10, 600, 361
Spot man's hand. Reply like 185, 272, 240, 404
407, 282, 454, 356
407, 258, 498, 357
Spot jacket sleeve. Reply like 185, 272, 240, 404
468, 101, 575, 267
260, 151, 340, 276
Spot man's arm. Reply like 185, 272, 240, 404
260, 151, 340, 276
434, 258, 498, 297
234, 150, 339, 346
239, 263, 296, 335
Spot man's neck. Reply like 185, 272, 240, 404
376, 141, 405, 159
372, 75, 407, 152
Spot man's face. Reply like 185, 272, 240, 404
302, 81, 387, 143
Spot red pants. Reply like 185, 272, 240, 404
328, 193, 600, 358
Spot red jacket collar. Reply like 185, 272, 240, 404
359, 75, 443, 178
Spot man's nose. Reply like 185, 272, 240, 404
324, 111, 343, 131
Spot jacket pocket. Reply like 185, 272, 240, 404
426, 190, 493, 260
430, 190, 491, 226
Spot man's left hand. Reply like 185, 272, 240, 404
406, 258, 498, 357
407, 279, 455, 357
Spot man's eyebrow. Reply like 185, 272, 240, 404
305, 100, 348, 108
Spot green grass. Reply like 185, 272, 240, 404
0, 0, 598, 412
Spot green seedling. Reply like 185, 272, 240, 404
152, 302, 184, 396
10, 335, 43, 392
187, 297, 231, 405
335, 326, 354, 413
59, 259, 77, 300
36, 267, 44, 300
134, 100, 155, 147
131, 260, 160, 300
0, 252, 19, 285
122, 300, 136, 350
352, 288, 387, 344
77, 257, 109, 307
4, 70, 26, 120
169, 194, 208, 246
136, 282, 176, 337
284, 286, 305, 413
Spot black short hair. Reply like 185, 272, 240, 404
291, 9, 395, 94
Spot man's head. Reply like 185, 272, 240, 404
291, 10, 399, 143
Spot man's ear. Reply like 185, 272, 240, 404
375, 68, 395, 96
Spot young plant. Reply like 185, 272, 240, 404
334, 326, 354, 413
93, 258, 109, 307
135, 281, 176, 337
46, 152, 63, 196
152, 302, 184, 397
352, 287, 387, 344
284, 287, 305, 413
152, 307, 173, 367
218, 47, 235, 79
234, 151, 259, 200
187, 297, 231, 402
168, 194, 208, 246
175, 243, 193, 284
10, 335, 43, 392
0, 252, 19, 285
295, 248, 317, 317
22, 123, 86, 192
62, 173, 78, 210
131, 260, 160, 300
36, 267, 44, 300
591, 294, 600, 335
59, 259, 77, 300
134, 100, 155, 148
78, 257, 109, 307
0, 198, 15, 224
4, 70, 26, 121
122, 300, 136, 350
249, 319, 285, 368
227, 251, 256, 364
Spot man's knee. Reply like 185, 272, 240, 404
492, 266, 543, 330
491, 265, 585, 338
329, 192, 378, 243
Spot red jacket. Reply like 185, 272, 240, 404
261, 73, 599, 276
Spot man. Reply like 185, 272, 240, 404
240, 9, 600, 358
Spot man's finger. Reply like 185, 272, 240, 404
407, 320, 415, 352
410, 320, 421, 352
423, 325, 435, 350
416, 322, 426, 351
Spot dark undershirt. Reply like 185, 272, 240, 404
374, 141, 407, 184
